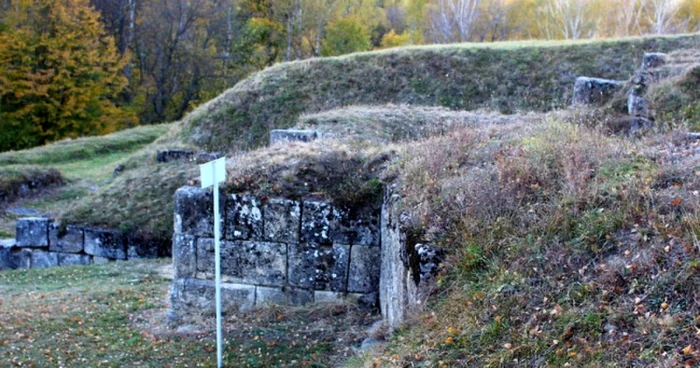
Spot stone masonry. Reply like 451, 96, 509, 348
169, 186, 381, 318
0, 218, 167, 271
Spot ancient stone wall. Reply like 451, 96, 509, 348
0, 218, 167, 270
169, 186, 382, 318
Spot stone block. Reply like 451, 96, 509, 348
641, 52, 666, 70
263, 199, 300, 243
288, 243, 349, 291
313, 291, 364, 304
170, 278, 255, 314
0, 243, 12, 270
627, 93, 649, 118
197, 239, 286, 287
57, 253, 92, 266
84, 228, 126, 260
156, 149, 195, 163
93, 256, 110, 264
572, 77, 622, 106
348, 244, 381, 293
173, 234, 196, 278
225, 194, 263, 240
255, 286, 313, 306
49, 224, 84, 253
8, 248, 31, 269
30, 251, 59, 269
301, 201, 335, 245
270, 129, 318, 145
127, 235, 168, 259
16, 217, 49, 248
174, 186, 223, 236
330, 209, 380, 247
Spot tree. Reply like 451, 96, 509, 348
321, 17, 372, 55
0, 0, 134, 151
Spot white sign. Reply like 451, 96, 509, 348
200, 157, 226, 188
199, 156, 226, 368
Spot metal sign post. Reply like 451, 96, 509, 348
200, 157, 226, 368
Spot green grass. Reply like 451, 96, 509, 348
183, 33, 700, 151
0, 260, 374, 367
0, 123, 171, 166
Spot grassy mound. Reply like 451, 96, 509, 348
183, 34, 700, 152
359, 121, 700, 366
0, 166, 64, 205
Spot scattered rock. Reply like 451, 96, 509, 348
641, 52, 666, 70
113, 164, 125, 177
156, 149, 195, 163
269, 129, 318, 145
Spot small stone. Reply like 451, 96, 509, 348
113, 164, 125, 177
641, 52, 666, 70
156, 149, 195, 163
269, 129, 318, 145
16, 217, 50, 248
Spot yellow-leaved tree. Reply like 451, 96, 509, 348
0, 0, 135, 151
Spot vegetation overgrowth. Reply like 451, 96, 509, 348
184, 34, 700, 151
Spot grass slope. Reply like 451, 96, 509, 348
183, 34, 700, 152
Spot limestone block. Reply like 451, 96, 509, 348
49, 224, 84, 253
641, 52, 666, 70
57, 253, 92, 266
16, 217, 49, 247
174, 186, 223, 237
255, 286, 313, 306
0, 243, 12, 270
170, 278, 255, 314
263, 199, 300, 243
288, 243, 349, 291
270, 129, 318, 145
84, 228, 127, 260
8, 248, 32, 269
301, 201, 335, 245
30, 251, 59, 269
156, 149, 194, 163
572, 77, 622, 106
127, 235, 168, 259
348, 244, 381, 293
93, 256, 110, 264
173, 234, 196, 278
225, 194, 263, 240
197, 239, 286, 287
627, 93, 649, 118
330, 209, 380, 247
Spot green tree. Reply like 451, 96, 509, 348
321, 17, 372, 56
0, 0, 133, 152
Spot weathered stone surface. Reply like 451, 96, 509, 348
49, 224, 83, 253
7, 248, 31, 269
84, 228, 126, 260
31, 250, 59, 269
173, 234, 196, 278
0, 242, 12, 270
225, 194, 263, 240
174, 186, 222, 236
330, 209, 380, 247
270, 129, 318, 145
93, 256, 110, 264
641, 52, 666, 70
301, 201, 335, 245
314, 290, 344, 303
263, 199, 300, 243
288, 243, 349, 291
127, 235, 168, 259
156, 149, 194, 163
572, 77, 623, 106
627, 93, 649, 118
170, 278, 255, 314
197, 239, 286, 286
57, 253, 92, 266
348, 244, 381, 293
630, 117, 654, 135
255, 286, 313, 306
416, 243, 445, 281
16, 217, 49, 247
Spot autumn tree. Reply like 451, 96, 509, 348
0, 0, 133, 151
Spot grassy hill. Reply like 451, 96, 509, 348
183, 34, 699, 151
